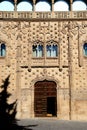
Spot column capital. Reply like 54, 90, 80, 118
33, 0, 36, 4
52, 0, 54, 4
14, 0, 17, 4
70, 0, 73, 4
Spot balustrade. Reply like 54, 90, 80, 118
0, 11, 87, 19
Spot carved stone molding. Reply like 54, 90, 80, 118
31, 74, 60, 90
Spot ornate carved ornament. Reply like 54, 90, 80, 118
0, 35, 9, 46
32, 40, 44, 45
30, 73, 60, 90
82, 40, 87, 46
0, 22, 18, 39
61, 21, 87, 38
46, 40, 58, 45
39, 22, 49, 27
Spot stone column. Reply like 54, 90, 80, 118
68, 21, 74, 120
33, 0, 36, 11
70, 0, 73, 11
59, 39, 62, 71
78, 26, 83, 67
6, 44, 11, 67
31, 87, 34, 117
16, 22, 22, 118
14, 0, 17, 11
58, 22, 62, 71
68, 34, 72, 120
51, 0, 54, 12
16, 37, 22, 118
57, 86, 61, 118
28, 40, 32, 71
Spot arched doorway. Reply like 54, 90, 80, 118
34, 80, 57, 117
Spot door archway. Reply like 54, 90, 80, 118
34, 80, 57, 117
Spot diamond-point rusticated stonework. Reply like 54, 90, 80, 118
0, 10, 87, 121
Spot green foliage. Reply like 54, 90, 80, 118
0, 75, 17, 129
0, 75, 32, 130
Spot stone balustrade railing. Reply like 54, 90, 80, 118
0, 11, 87, 19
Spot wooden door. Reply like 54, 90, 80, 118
34, 80, 57, 117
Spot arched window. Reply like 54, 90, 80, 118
17, 1, 32, 11
36, 1, 51, 11
54, 1, 69, 11
46, 43, 58, 57
0, 44, 6, 57
0, 1, 14, 11
83, 43, 87, 56
73, 1, 86, 11
32, 44, 43, 57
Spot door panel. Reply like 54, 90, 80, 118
34, 80, 57, 117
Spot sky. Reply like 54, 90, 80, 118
0, 1, 86, 11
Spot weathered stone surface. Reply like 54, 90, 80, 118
0, 12, 87, 121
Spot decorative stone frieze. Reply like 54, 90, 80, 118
0, 16, 87, 120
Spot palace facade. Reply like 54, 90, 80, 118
0, 0, 87, 120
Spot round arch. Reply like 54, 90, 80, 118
0, 0, 14, 11
73, 0, 87, 5
73, 0, 86, 11
35, 0, 51, 11
17, 1, 33, 11
54, 0, 69, 11
36, 0, 51, 4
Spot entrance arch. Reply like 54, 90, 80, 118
34, 80, 57, 117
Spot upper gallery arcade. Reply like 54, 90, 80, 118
0, 0, 87, 11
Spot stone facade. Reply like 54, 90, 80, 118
0, 11, 87, 121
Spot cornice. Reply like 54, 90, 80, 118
0, 11, 87, 21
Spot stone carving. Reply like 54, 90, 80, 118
0, 19, 87, 120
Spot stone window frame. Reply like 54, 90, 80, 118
83, 42, 87, 57
46, 40, 58, 58
32, 40, 58, 58
32, 40, 44, 58
0, 41, 6, 57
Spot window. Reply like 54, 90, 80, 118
0, 1, 14, 11
0, 43, 6, 57
54, 1, 69, 11
73, 1, 86, 11
32, 44, 43, 57
83, 43, 87, 56
17, 2, 32, 11
32, 40, 58, 58
46, 44, 58, 57
36, 1, 50, 11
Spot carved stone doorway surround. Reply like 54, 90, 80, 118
31, 75, 60, 118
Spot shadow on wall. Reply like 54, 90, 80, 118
0, 75, 38, 130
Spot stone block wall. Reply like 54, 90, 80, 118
0, 20, 87, 120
